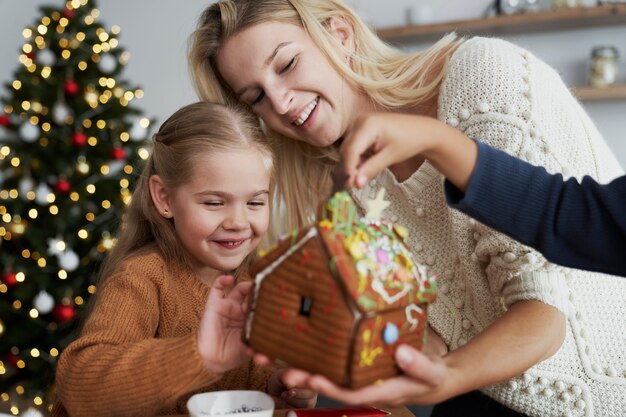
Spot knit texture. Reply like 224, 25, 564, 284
352, 37, 626, 417
445, 141, 626, 276
52, 245, 273, 417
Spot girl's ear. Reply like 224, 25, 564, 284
327, 15, 356, 56
149, 175, 173, 218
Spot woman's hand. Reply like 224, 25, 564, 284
267, 368, 318, 409
197, 275, 254, 373
254, 324, 449, 406
340, 113, 477, 192
279, 345, 453, 406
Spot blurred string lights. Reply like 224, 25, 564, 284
0, 0, 153, 414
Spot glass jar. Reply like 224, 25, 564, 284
589, 46, 619, 88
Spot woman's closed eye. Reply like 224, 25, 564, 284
250, 56, 297, 106
251, 91, 265, 106
280, 57, 296, 74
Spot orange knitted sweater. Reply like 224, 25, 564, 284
51, 246, 273, 417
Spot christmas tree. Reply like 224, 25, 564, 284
0, 0, 153, 413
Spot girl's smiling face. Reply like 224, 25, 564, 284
217, 20, 375, 148
157, 148, 271, 282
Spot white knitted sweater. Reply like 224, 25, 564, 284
352, 37, 626, 417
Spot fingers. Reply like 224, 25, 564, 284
253, 353, 272, 366
306, 375, 369, 405
211, 276, 252, 303
213, 275, 235, 292
229, 281, 253, 303
282, 388, 317, 408
207, 275, 235, 304
352, 147, 395, 188
394, 345, 446, 387
307, 374, 429, 406
281, 368, 314, 388
340, 128, 377, 185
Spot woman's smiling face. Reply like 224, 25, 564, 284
217, 20, 374, 148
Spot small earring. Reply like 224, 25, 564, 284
163, 208, 169, 216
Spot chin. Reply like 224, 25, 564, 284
304, 135, 339, 148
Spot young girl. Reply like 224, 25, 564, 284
52, 102, 316, 417
188, 1, 626, 416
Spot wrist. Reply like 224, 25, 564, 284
196, 332, 223, 374
439, 351, 475, 400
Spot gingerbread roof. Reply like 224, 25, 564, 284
317, 191, 436, 314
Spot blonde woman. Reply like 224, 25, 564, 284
189, 1, 626, 416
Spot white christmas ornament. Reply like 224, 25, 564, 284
58, 250, 80, 271
18, 177, 35, 196
52, 102, 71, 124
19, 122, 40, 142
35, 183, 53, 205
99, 53, 118, 73
37, 48, 56, 67
22, 408, 45, 417
33, 290, 55, 314
130, 119, 147, 141
108, 160, 125, 175
47, 236, 65, 256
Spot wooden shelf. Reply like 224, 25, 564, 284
376, 4, 626, 44
573, 84, 626, 101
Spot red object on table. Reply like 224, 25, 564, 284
286, 406, 390, 417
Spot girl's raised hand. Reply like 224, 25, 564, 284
197, 275, 254, 373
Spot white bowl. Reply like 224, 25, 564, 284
187, 390, 275, 417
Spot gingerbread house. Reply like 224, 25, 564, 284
244, 190, 436, 388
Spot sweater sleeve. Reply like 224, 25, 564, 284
445, 141, 626, 277
55, 263, 220, 417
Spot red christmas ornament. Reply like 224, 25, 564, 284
6, 353, 19, 367
111, 147, 126, 160
72, 131, 87, 147
55, 179, 71, 194
2, 272, 18, 288
52, 304, 76, 323
64, 80, 80, 96
0, 115, 9, 127
63, 7, 75, 19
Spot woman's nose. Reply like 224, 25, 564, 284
267, 87, 293, 115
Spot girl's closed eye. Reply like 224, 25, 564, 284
248, 200, 266, 208
204, 201, 224, 207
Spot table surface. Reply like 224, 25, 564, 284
172, 406, 415, 417
273, 407, 414, 417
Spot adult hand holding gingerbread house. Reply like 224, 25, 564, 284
244, 190, 437, 388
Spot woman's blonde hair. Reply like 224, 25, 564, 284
98, 101, 274, 283
189, 0, 460, 233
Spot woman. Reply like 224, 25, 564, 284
188, 1, 626, 416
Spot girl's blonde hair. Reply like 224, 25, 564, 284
99, 101, 274, 283
189, 0, 460, 233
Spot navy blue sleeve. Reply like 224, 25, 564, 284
444, 141, 626, 277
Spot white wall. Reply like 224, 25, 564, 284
2, 0, 625, 166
